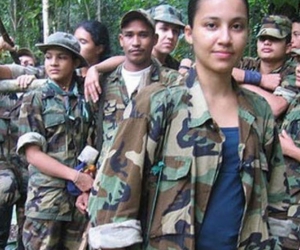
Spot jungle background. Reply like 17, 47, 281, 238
0, 0, 299, 65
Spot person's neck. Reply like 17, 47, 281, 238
152, 49, 167, 65
260, 59, 284, 74
195, 64, 233, 98
123, 60, 151, 72
53, 76, 73, 91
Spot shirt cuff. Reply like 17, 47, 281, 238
273, 86, 296, 104
88, 219, 143, 249
17, 132, 47, 155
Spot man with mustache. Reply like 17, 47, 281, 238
75, 10, 184, 244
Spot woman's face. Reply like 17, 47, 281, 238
74, 27, 103, 66
185, 0, 248, 75
152, 21, 181, 56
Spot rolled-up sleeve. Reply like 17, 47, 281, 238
17, 131, 47, 155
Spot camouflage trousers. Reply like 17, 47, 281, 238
22, 208, 88, 250
0, 166, 28, 250
0, 168, 20, 249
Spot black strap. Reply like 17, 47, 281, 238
96, 81, 106, 152
186, 67, 196, 88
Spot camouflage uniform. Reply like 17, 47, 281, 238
238, 57, 296, 103
0, 93, 28, 250
88, 58, 184, 226
89, 67, 292, 250
238, 15, 297, 125
279, 96, 300, 249
16, 78, 94, 249
16, 32, 93, 249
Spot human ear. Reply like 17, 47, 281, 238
184, 25, 193, 45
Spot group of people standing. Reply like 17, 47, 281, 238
0, 0, 300, 249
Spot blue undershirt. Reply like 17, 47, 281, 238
197, 127, 245, 250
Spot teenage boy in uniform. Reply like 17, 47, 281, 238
16, 32, 95, 249
233, 15, 296, 123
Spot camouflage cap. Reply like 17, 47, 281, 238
120, 9, 155, 33
256, 15, 292, 39
36, 31, 88, 68
148, 4, 185, 29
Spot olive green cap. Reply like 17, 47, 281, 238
36, 31, 88, 68
256, 15, 292, 39
148, 4, 185, 28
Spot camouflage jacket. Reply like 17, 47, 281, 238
238, 57, 297, 102
89, 68, 290, 250
88, 58, 185, 225
280, 94, 300, 249
0, 94, 22, 162
17, 78, 94, 221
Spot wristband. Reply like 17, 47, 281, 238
244, 70, 261, 85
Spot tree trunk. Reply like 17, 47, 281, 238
42, 0, 49, 41
96, 0, 101, 22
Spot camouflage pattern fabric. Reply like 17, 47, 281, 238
6, 64, 46, 79
238, 57, 297, 126
88, 58, 185, 226
0, 168, 20, 207
0, 93, 28, 249
91, 67, 291, 249
22, 208, 87, 250
148, 4, 185, 28
279, 94, 300, 249
238, 57, 297, 97
17, 78, 94, 223
256, 15, 292, 39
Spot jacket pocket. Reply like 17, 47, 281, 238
44, 113, 66, 128
148, 156, 192, 238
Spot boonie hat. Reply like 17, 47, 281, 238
36, 31, 88, 68
148, 4, 185, 29
256, 15, 291, 39
120, 9, 155, 33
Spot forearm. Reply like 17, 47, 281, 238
25, 145, 77, 181
242, 84, 288, 117
94, 55, 125, 73
0, 65, 13, 79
